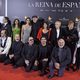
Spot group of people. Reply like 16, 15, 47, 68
0, 16, 80, 79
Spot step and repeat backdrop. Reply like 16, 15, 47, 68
0, 0, 80, 22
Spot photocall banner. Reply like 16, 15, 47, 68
6, 0, 80, 21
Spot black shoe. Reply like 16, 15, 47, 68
39, 72, 46, 76
66, 67, 70, 71
25, 68, 31, 72
32, 66, 38, 71
13, 65, 18, 69
76, 68, 79, 71
40, 73, 45, 76
39, 71, 47, 76
4, 62, 8, 65
4, 60, 10, 65
72, 68, 77, 71
48, 75, 54, 79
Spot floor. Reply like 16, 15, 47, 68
0, 63, 80, 80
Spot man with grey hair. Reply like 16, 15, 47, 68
48, 38, 71, 79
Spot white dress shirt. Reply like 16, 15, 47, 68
3, 23, 7, 27
56, 29, 60, 38
0, 37, 11, 55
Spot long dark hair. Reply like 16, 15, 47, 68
42, 21, 49, 30
25, 17, 31, 26
13, 18, 20, 28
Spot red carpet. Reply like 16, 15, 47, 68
0, 63, 80, 80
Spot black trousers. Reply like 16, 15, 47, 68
0, 54, 8, 63
76, 47, 80, 69
4, 55, 24, 67
39, 60, 48, 73
69, 44, 76, 63
25, 59, 37, 71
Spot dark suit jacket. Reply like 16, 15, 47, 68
38, 44, 52, 60
22, 43, 38, 62
50, 28, 64, 46
51, 46, 71, 67
1, 23, 12, 37
11, 41, 23, 57
63, 27, 79, 46
31, 19, 43, 39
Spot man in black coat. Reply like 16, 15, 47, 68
1, 17, 12, 37
38, 37, 52, 76
5, 34, 24, 68
48, 38, 71, 79
51, 20, 64, 46
22, 37, 38, 72
63, 20, 79, 70
31, 16, 43, 43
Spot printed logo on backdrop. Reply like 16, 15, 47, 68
27, 1, 80, 13
7, 0, 80, 21
26, 1, 80, 21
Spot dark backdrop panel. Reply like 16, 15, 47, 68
7, 0, 80, 22
0, 0, 5, 16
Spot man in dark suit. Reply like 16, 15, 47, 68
63, 20, 79, 71
22, 37, 38, 72
1, 17, 12, 37
51, 20, 64, 46
31, 16, 43, 43
48, 38, 71, 79
5, 34, 24, 68
38, 37, 52, 76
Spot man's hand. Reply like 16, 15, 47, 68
67, 36, 71, 42
0, 52, 2, 55
25, 60, 29, 66
42, 58, 48, 62
0, 52, 5, 55
55, 63, 60, 69
34, 60, 38, 66
9, 54, 14, 59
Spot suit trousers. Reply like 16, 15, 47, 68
0, 54, 8, 62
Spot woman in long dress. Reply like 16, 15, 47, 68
21, 17, 32, 43
12, 19, 21, 41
